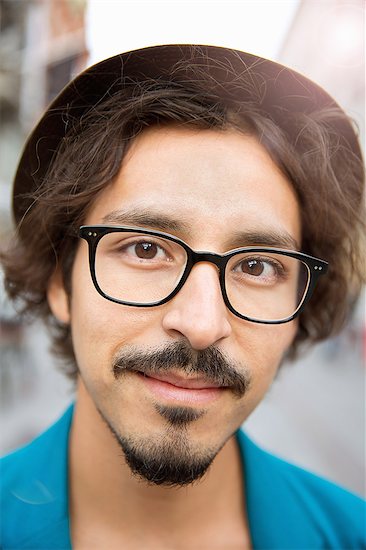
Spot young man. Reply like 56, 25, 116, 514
1, 45, 365, 549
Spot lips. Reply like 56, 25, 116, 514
136, 370, 225, 405
141, 371, 223, 390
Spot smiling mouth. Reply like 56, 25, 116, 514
135, 371, 226, 404
139, 370, 224, 390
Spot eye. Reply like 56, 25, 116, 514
100, 232, 186, 269
241, 259, 264, 276
232, 255, 285, 284
239, 259, 274, 277
126, 240, 169, 261
134, 242, 159, 259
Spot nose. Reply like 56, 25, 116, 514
162, 263, 232, 350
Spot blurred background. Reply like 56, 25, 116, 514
0, 0, 364, 497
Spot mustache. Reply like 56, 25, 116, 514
112, 341, 251, 398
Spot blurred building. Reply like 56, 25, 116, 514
0, 0, 87, 448
0, 0, 88, 224
279, 0, 364, 147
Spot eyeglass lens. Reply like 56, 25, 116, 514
94, 231, 309, 322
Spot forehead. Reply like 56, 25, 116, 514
86, 126, 301, 250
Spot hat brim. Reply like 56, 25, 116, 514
12, 44, 362, 225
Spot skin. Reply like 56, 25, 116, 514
48, 126, 301, 549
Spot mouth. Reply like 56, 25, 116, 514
135, 371, 227, 405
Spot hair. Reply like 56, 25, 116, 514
2, 70, 365, 379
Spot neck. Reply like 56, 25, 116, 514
69, 380, 250, 547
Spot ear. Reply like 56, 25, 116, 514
47, 267, 71, 324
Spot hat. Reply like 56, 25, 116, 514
12, 44, 362, 225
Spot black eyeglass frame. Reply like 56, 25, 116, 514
79, 225, 328, 325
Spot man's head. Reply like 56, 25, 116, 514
2, 45, 365, 486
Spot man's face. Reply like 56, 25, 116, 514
49, 126, 301, 486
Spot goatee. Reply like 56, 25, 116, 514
96, 341, 251, 486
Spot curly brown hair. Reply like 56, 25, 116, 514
2, 73, 365, 379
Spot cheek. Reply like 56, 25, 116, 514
69, 249, 166, 383
259, 322, 296, 363
237, 320, 297, 399
68, 246, 123, 381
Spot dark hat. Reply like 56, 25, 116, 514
12, 44, 362, 225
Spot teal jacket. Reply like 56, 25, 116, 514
1, 405, 365, 549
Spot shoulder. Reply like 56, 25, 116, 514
237, 429, 366, 549
1, 405, 73, 549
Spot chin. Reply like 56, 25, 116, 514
97, 401, 231, 487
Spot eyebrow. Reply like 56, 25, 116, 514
101, 208, 300, 251
101, 209, 191, 233
225, 230, 300, 251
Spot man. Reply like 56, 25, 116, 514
1, 45, 365, 549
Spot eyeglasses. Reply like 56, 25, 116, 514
79, 225, 328, 325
